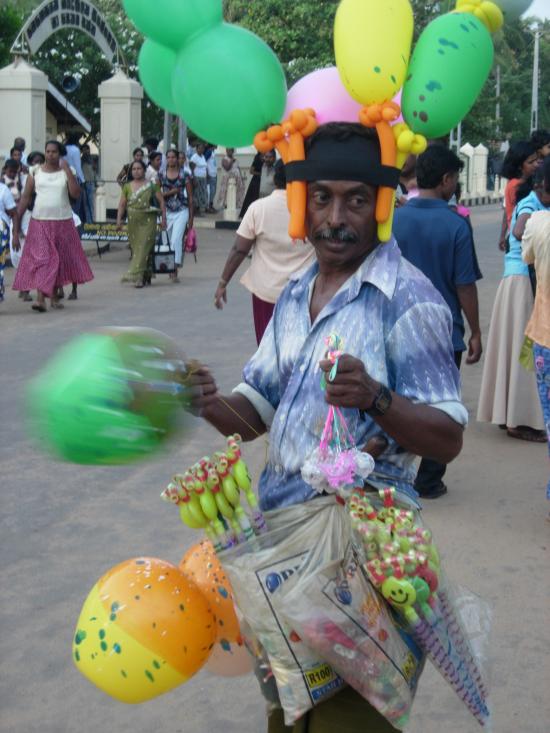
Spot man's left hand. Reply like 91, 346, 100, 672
466, 331, 482, 364
319, 354, 378, 411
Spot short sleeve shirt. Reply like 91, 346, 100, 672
233, 239, 467, 511
505, 191, 550, 278
190, 154, 207, 178
393, 198, 482, 352
237, 190, 316, 303
0, 182, 16, 226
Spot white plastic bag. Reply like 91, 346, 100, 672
220, 497, 348, 724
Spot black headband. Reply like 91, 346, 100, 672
285, 134, 400, 188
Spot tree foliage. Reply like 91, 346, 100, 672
1, 0, 548, 145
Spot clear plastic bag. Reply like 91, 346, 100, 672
219, 497, 348, 725
348, 488, 493, 728
276, 541, 424, 730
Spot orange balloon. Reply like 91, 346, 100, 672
205, 639, 254, 677
179, 541, 241, 644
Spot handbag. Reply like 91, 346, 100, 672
153, 229, 176, 274
184, 227, 198, 262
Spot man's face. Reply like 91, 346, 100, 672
306, 180, 378, 267
263, 151, 276, 168
11, 150, 21, 164
441, 171, 459, 202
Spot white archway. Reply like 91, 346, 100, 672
10, 0, 124, 67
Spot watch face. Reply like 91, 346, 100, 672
375, 386, 392, 414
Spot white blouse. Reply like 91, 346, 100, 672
31, 166, 73, 221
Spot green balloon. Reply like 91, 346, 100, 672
27, 328, 189, 465
402, 13, 494, 138
172, 23, 287, 147
138, 39, 179, 114
123, 0, 222, 50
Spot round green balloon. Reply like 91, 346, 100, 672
138, 39, 179, 114
402, 13, 494, 138
172, 23, 287, 147
123, 0, 222, 50
27, 328, 189, 465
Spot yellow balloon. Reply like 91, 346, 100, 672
334, 0, 414, 105
72, 558, 216, 703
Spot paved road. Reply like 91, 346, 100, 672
0, 206, 548, 733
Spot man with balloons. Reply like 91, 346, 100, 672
64, 0, 532, 729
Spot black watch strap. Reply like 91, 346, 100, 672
360, 384, 393, 419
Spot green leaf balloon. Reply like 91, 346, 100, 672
402, 13, 494, 138
123, 0, 222, 50
172, 24, 287, 147
27, 328, 189, 465
138, 39, 179, 114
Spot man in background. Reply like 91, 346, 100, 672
393, 145, 482, 499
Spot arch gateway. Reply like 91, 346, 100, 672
10, 0, 123, 65
1, 0, 144, 211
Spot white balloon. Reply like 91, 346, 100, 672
494, 0, 534, 19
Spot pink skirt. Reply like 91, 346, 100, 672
12, 218, 93, 297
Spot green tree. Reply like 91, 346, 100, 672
0, 5, 27, 69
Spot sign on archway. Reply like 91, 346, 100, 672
11, 0, 122, 65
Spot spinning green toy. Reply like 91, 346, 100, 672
27, 327, 190, 465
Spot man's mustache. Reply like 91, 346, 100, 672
314, 227, 358, 244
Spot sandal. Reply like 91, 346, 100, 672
506, 426, 547, 443
51, 301, 65, 309
134, 282, 144, 289
32, 303, 47, 313
68, 292, 77, 300
22, 292, 33, 302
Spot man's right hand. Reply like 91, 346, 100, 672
214, 283, 227, 310
185, 364, 219, 416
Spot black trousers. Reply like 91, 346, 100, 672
414, 351, 463, 493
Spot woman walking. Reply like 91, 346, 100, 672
478, 157, 550, 440
214, 148, 244, 212
12, 140, 93, 312
190, 143, 208, 216
117, 160, 166, 288
160, 149, 193, 282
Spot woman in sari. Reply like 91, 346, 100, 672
117, 160, 166, 288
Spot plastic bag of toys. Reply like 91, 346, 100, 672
220, 496, 348, 725
277, 540, 425, 730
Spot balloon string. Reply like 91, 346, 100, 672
181, 361, 269, 465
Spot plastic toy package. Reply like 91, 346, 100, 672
278, 541, 425, 730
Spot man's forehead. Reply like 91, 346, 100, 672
308, 180, 375, 192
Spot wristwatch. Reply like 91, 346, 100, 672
360, 383, 393, 419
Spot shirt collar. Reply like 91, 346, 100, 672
290, 237, 400, 302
